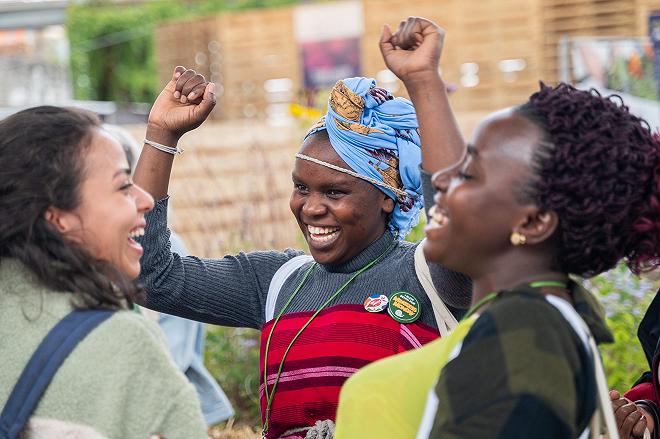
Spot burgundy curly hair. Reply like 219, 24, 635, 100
516, 83, 659, 277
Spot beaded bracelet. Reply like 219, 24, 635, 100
144, 139, 184, 155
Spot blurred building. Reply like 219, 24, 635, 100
149, 0, 660, 258
0, 0, 145, 122
0, 1, 72, 109
154, 0, 660, 123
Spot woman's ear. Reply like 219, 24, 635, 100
513, 207, 558, 245
44, 206, 80, 235
382, 196, 395, 214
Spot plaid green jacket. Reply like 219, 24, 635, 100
420, 281, 613, 439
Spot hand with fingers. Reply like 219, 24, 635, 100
378, 16, 463, 173
379, 16, 445, 83
147, 66, 217, 142
610, 390, 654, 438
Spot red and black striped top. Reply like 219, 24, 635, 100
259, 304, 439, 439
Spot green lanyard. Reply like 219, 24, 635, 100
261, 240, 397, 437
462, 280, 568, 321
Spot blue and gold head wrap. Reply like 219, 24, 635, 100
299, 77, 423, 238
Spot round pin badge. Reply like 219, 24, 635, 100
364, 294, 389, 313
387, 292, 421, 324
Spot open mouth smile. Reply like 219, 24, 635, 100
127, 225, 145, 254
306, 225, 341, 245
427, 205, 449, 228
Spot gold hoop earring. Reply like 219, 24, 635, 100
510, 232, 527, 246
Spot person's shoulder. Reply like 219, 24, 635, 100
82, 310, 169, 361
396, 239, 418, 251
489, 291, 562, 318
44, 310, 206, 438
487, 292, 570, 325
472, 292, 583, 350
62, 310, 194, 396
391, 239, 418, 264
100, 308, 160, 331
45, 310, 186, 400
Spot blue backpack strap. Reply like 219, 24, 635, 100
0, 309, 114, 439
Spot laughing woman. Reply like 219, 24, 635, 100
134, 68, 471, 438
334, 17, 659, 439
0, 107, 207, 438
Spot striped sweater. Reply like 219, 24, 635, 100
137, 197, 471, 437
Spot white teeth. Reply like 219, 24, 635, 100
307, 225, 340, 235
128, 227, 145, 239
428, 206, 448, 227
309, 231, 339, 242
306, 225, 340, 243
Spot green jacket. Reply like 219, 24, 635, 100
0, 259, 207, 439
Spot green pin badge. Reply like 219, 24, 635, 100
387, 292, 421, 324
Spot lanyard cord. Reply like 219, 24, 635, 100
462, 292, 498, 320
462, 280, 568, 321
261, 240, 397, 436
262, 262, 315, 436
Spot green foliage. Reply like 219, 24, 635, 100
586, 265, 658, 392
68, 2, 178, 101
405, 216, 427, 243
205, 326, 262, 427
67, 0, 301, 103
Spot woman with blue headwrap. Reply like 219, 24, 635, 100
299, 77, 424, 239
133, 67, 471, 439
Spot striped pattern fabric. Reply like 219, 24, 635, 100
259, 304, 439, 439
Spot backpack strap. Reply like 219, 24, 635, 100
545, 296, 619, 439
414, 240, 458, 337
0, 310, 114, 439
265, 255, 314, 322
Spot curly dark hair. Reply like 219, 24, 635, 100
0, 106, 139, 309
516, 83, 660, 277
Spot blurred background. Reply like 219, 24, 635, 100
2, 0, 658, 436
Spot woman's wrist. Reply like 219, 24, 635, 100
402, 70, 444, 89
145, 123, 180, 148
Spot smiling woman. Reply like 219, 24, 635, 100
290, 130, 395, 266
47, 127, 152, 280
134, 67, 472, 438
0, 106, 207, 438
335, 16, 659, 439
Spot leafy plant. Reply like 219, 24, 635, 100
585, 265, 658, 392
205, 326, 262, 427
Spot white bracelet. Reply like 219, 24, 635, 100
144, 139, 184, 155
